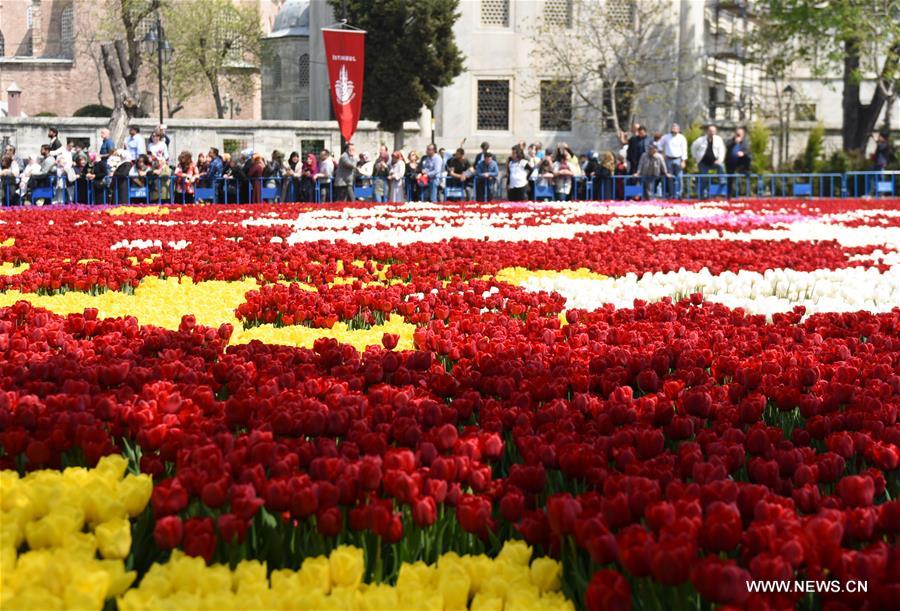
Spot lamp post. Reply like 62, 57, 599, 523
782, 84, 794, 168
142, 15, 173, 125
222, 94, 242, 120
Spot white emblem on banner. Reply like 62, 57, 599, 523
334, 65, 355, 105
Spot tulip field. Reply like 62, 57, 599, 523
1, 198, 898, 610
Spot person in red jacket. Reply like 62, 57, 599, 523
247, 153, 266, 203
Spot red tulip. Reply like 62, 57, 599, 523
585, 569, 631, 611
153, 515, 184, 550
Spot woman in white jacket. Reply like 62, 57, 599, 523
388, 151, 406, 202
52, 151, 77, 204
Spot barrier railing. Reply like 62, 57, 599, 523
2, 171, 898, 206
845, 171, 898, 198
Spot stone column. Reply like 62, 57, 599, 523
30, 0, 44, 58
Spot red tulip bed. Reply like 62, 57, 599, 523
1, 199, 898, 610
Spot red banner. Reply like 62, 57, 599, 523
322, 28, 366, 142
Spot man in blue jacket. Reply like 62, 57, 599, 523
474, 151, 498, 201
420, 144, 443, 201
204, 147, 225, 201
726, 127, 752, 195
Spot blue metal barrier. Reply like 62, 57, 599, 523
758, 173, 843, 198
3, 170, 897, 206
316, 179, 333, 203
473, 176, 495, 201
532, 180, 554, 201
846, 171, 897, 198
444, 178, 466, 201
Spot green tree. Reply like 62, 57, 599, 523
683, 122, 704, 174
328, 0, 465, 147
793, 122, 825, 172
162, 0, 264, 119
98, 0, 161, 144
529, 0, 683, 136
750, 0, 900, 152
748, 120, 773, 174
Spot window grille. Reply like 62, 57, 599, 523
544, 0, 572, 28
481, 0, 509, 27
61, 6, 74, 57
607, 0, 635, 28
477, 80, 510, 131
298, 53, 310, 87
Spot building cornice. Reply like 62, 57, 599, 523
0, 57, 74, 66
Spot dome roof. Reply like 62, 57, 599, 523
269, 0, 310, 38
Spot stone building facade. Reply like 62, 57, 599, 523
0, 0, 285, 119
260, 0, 333, 121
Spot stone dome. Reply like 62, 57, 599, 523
269, 0, 311, 38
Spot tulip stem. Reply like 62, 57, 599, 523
374, 536, 383, 583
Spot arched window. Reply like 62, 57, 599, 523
298, 53, 310, 87
61, 6, 74, 57
271, 55, 282, 89
24, 6, 34, 56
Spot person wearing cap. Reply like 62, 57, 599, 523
157, 125, 171, 147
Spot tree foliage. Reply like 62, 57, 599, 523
161, 0, 264, 119
748, 120, 773, 174
529, 0, 683, 136
749, 0, 900, 152
99, 0, 161, 143
683, 122, 704, 174
328, 0, 465, 137
793, 122, 825, 172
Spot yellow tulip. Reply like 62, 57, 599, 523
63, 568, 110, 610
397, 560, 437, 592
82, 479, 126, 525
25, 505, 85, 549
95, 518, 132, 560
61, 531, 98, 560
438, 564, 471, 611
530, 557, 562, 593
328, 545, 364, 589
542, 590, 577, 611
398, 585, 444, 611
97, 559, 137, 597
505, 584, 542, 610
298, 555, 331, 593
497, 540, 533, 566
95, 455, 129, 482
3, 586, 64, 610
462, 554, 493, 593
118, 474, 153, 518
471, 592, 505, 611
357, 583, 399, 610
233, 559, 267, 594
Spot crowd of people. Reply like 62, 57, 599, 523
0, 122, 894, 205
